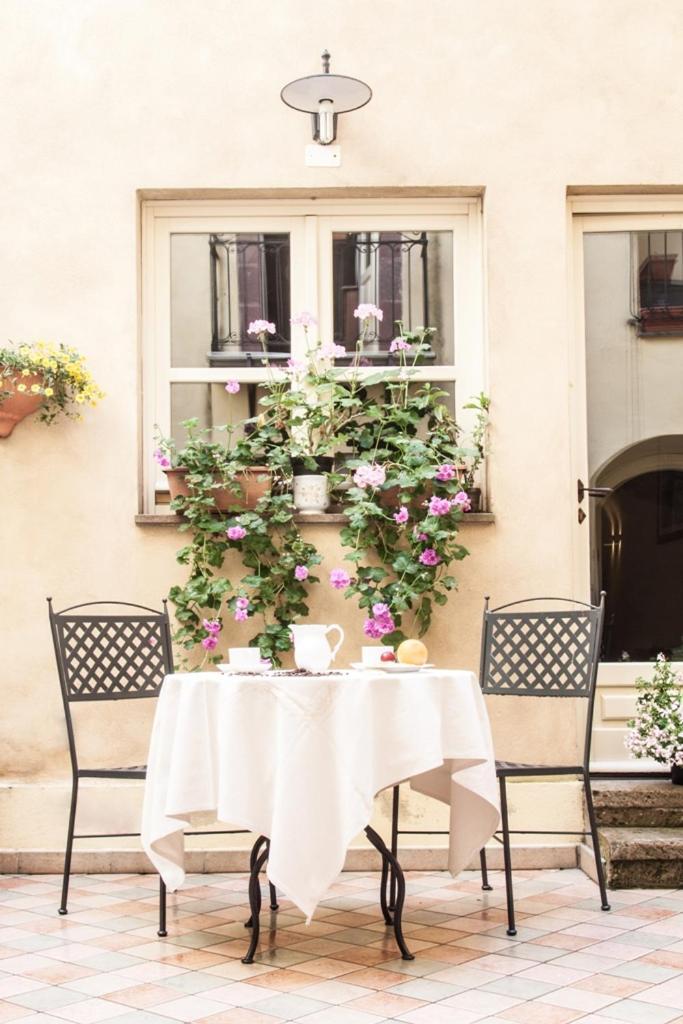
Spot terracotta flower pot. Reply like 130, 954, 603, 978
165, 466, 272, 511
0, 372, 43, 437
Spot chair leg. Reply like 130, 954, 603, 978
59, 776, 79, 915
268, 882, 279, 911
499, 776, 517, 936
480, 847, 493, 891
266, 841, 278, 910
388, 785, 399, 912
583, 770, 611, 912
157, 877, 167, 937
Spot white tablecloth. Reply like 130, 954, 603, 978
141, 669, 499, 919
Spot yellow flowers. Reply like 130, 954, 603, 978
1, 340, 104, 425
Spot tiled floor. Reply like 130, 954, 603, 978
1, 870, 683, 1024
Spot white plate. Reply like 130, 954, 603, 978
350, 661, 435, 673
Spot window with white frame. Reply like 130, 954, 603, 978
141, 198, 485, 512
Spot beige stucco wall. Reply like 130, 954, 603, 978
3, 0, 683, 859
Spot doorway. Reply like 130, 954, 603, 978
598, 468, 683, 661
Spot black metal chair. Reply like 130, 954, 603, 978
387, 594, 610, 937
47, 598, 262, 936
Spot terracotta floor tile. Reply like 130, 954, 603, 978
290, 958, 361, 978
194, 1011, 280, 1024
497, 1001, 584, 1023
347, 990, 426, 1014
0, 1004, 34, 1022
245, 968, 322, 992
342, 967, 415, 989
104, 983, 181, 1008
328, 946, 394, 965
574, 973, 651, 996
642, 950, 683, 969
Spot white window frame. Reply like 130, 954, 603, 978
141, 197, 485, 512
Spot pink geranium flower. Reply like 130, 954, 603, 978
234, 607, 249, 622
452, 491, 471, 511
235, 597, 249, 609
247, 319, 276, 335
419, 548, 441, 566
294, 565, 309, 581
435, 464, 456, 482
428, 495, 452, 517
389, 337, 411, 353
290, 311, 317, 328
225, 380, 240, 394
319, 341, 346, 359
153, 448, 172, 470
201, 634, 218, 650
202, 619, 221, 634
363, 618, 384, 639
227, 525, 247, 541
353, 463, 386, 488
393, 506, 409, 525
364, 603, 395, 637
353, 303, 384, 322
330, 568, 351, 590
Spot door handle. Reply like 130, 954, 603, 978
577, 479, 613, 523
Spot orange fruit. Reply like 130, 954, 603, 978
396, 639, 428, 666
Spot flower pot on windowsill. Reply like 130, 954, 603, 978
466, 487, 482, 513
292, 456, 333, 515
164, 466, 272, 511
0, 373, 43, 437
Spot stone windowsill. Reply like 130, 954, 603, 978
135, 511, 495, 526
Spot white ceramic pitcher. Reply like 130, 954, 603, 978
290, 623, 345, 672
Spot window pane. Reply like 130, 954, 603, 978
170, 382, 268, 447
170, 233, 291, 368
332, 231, 454, 365
636, 230, 683, 335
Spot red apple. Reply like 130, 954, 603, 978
380, 650, 397, 662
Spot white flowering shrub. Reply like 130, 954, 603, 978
625, 654, 683, 766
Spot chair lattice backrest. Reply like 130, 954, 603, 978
48, 600, 174, 703
480, 597, 605, 699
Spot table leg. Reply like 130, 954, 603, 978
245, 835, 268, 929
365, 825, 414, 961
242, 842, 269, 964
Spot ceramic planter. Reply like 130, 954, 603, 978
165, 466, 271, 511
292, 456, 333, 515
0, 372, 43, 437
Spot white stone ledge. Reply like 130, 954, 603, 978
0, 843, 578, 875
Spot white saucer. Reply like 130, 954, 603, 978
350, 661, 434, 674
217, 663, 271, 675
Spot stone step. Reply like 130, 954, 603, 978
598, 826, 683, 888
591, 779, 683, 828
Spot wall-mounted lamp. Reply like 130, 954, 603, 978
280, 50, 372, 145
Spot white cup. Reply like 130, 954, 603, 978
228, 647, 263, 670
362, 646, 393, 666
